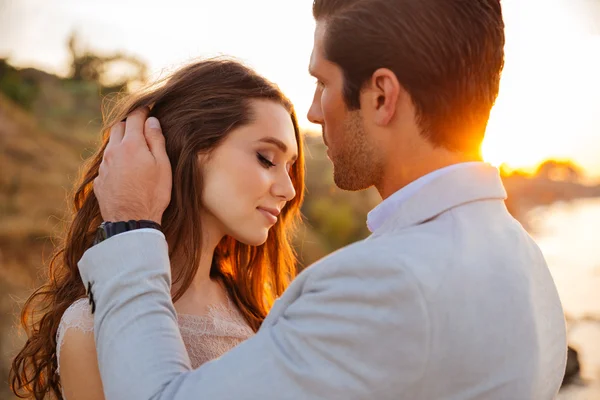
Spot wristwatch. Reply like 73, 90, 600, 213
93, 220, 162, 245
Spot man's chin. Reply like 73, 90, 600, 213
333, 169, 372, 191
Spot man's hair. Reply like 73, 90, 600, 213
313, 0, 505, 152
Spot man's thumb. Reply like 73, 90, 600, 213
144, 117, 167, 158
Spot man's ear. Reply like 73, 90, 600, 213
365, 68, 402, 126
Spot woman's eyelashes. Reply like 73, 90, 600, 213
257, 152, 276, 168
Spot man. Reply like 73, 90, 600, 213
80, 0, 567, 399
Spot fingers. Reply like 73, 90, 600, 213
106, 121, 125, 152
144, 117, 168, 163
122, 107, 150, 147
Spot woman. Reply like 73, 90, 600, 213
10, 58, 305, 400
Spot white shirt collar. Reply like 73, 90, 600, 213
366, 162, 487, 232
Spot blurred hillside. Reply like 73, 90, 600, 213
0, 63, 104, 399
1, 55, 600, 398
0, 39, 148, 397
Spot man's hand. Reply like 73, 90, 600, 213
94, 108, 172, 224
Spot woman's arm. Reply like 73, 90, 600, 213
59, 327, 105, 400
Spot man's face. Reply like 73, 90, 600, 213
307, 22, 383, 191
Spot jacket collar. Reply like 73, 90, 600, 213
371, 163, 507, 234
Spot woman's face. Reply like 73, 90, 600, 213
201, 99, 298, 246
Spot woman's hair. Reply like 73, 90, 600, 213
10, 58, 305, 399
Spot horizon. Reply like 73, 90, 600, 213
1, 0, 599, 178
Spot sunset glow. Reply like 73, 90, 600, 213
0, 0, 599, 177
480, 0, 600, 176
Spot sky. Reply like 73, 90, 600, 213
1, 0, 600, 179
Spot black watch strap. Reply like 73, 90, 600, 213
93, 220, 162, 245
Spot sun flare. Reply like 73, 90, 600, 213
479, 0, 600, 175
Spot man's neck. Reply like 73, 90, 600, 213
376, 148, 482, 200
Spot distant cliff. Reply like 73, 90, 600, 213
502, 169, 600, 223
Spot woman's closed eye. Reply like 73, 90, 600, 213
257, 153, 275, 168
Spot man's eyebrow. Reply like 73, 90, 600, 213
258, 137, 298, 161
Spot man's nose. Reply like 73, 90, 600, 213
307, 92, 324, 125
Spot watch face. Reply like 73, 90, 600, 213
98, 228, 107, 241
94, 225, 108, 245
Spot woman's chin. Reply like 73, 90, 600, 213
234, 230, 269, 247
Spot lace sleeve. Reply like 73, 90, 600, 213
56, 298, 94, 375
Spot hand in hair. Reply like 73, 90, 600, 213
94, 108, 172, 224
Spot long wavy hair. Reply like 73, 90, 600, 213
10, 58, 305, 399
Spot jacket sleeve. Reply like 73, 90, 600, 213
78, 230, 430, 400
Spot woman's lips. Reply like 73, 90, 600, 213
257, 207, 279, 224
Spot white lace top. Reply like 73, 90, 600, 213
56, 297, 254, 376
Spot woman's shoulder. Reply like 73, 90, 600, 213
56, 298, 94, 374
58, 298, 94, 338
56, 298, 105, 398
